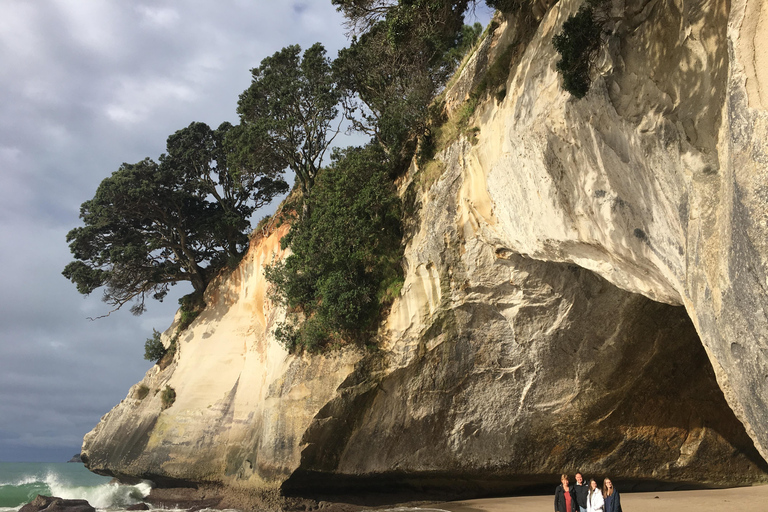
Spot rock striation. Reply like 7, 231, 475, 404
82, 0, 768, 498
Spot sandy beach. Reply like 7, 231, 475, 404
438, 485, 768, 512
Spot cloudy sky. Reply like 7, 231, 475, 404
0, 0, 492, 463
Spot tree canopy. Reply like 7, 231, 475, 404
63, 121, 288, 316
333, 0, 477, 171
236, 43, 341, 199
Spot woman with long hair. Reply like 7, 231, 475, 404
555, 474, 577, 512
586, 478, 604, 512
602, 478, 621, 512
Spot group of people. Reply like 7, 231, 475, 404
555, 472, 621, 512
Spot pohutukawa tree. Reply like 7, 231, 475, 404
63, 121, 288, 316
332, 0, 473, 171
236, 43, 342, 200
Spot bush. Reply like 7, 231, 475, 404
135, 384, 150, 400
161, 385, 176, 409
143, 329, 166, 363
266, 145, 403, 352
177, 293, 204, 331
552, 4, 604, 98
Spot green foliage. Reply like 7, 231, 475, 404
485, 0, 522, 13
177, 293, 203, 331
144, 329, 166, 363
266, 145, 403, 352
446, 22, 484, 67
423, 42, 515, 159
333, 0, 473, 173
478, 43, 517, 97
552, 4, 604, 98
135, 384, 150, 400
63, 122, 288, 315
161, 385, 176, 409
237, 43, 341, 198
255, 215, 272, 235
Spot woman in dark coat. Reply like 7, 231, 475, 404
555, 473, 577, 512
602, 478, 621, 512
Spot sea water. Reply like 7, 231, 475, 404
0, 462, 151, 511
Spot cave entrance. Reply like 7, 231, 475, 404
283, 258, 768, 499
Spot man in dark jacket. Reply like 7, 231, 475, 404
573, 472, 589, 512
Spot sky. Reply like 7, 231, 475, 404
0, 0, 493, 463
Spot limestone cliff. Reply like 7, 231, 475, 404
82, 0, 768, 496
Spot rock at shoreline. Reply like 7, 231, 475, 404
19, 495, 95, 512
67, 454, 82, 463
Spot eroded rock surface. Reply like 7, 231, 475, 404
82, 0, 768, 497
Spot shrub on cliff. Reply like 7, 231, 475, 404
552, 2, 605, 98
161, 386, 176, 409
144, 330, 166, 363
266, 144, 403, 352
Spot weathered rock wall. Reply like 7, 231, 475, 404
461, 0, 768, 464
81, 224, 363, 488
81, 0, 768, 496
287, 140, 767, 492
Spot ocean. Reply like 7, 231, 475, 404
0, 462, 151, 511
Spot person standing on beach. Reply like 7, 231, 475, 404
555, 474, 577, 512
574, 472, 589, 512
586, 478, 604, 512
603, 478, 621, 512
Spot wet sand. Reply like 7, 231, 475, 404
438, 485, 768, 512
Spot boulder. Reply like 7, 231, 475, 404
19, 496, 95, 512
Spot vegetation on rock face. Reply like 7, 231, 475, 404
63, 121, 287, 316
144, 329, 166, 363
135, 384, 150, 400
552, 1, 606, 98
161, 385, 176, 409
333, 1, 487, 173
177, 293, 204, 331
261, 1, 499, 352
266, 145, 403, 352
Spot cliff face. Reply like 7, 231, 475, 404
82, 0, 768, 495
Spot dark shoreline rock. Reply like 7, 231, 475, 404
19, 495, 95, 512
144, 487, 222, 511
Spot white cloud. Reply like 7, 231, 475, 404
0, 2, 45, 63
50, 0, 121, 56
105, 78, 197, 125
136, 5, 180, 28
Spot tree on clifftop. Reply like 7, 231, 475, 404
332, 0, 473, 171
63, 121, 288, 316
236, 43, 342, 200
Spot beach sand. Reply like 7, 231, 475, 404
438, 485, 768, 512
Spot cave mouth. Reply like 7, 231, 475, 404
282, 259, 768, 500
